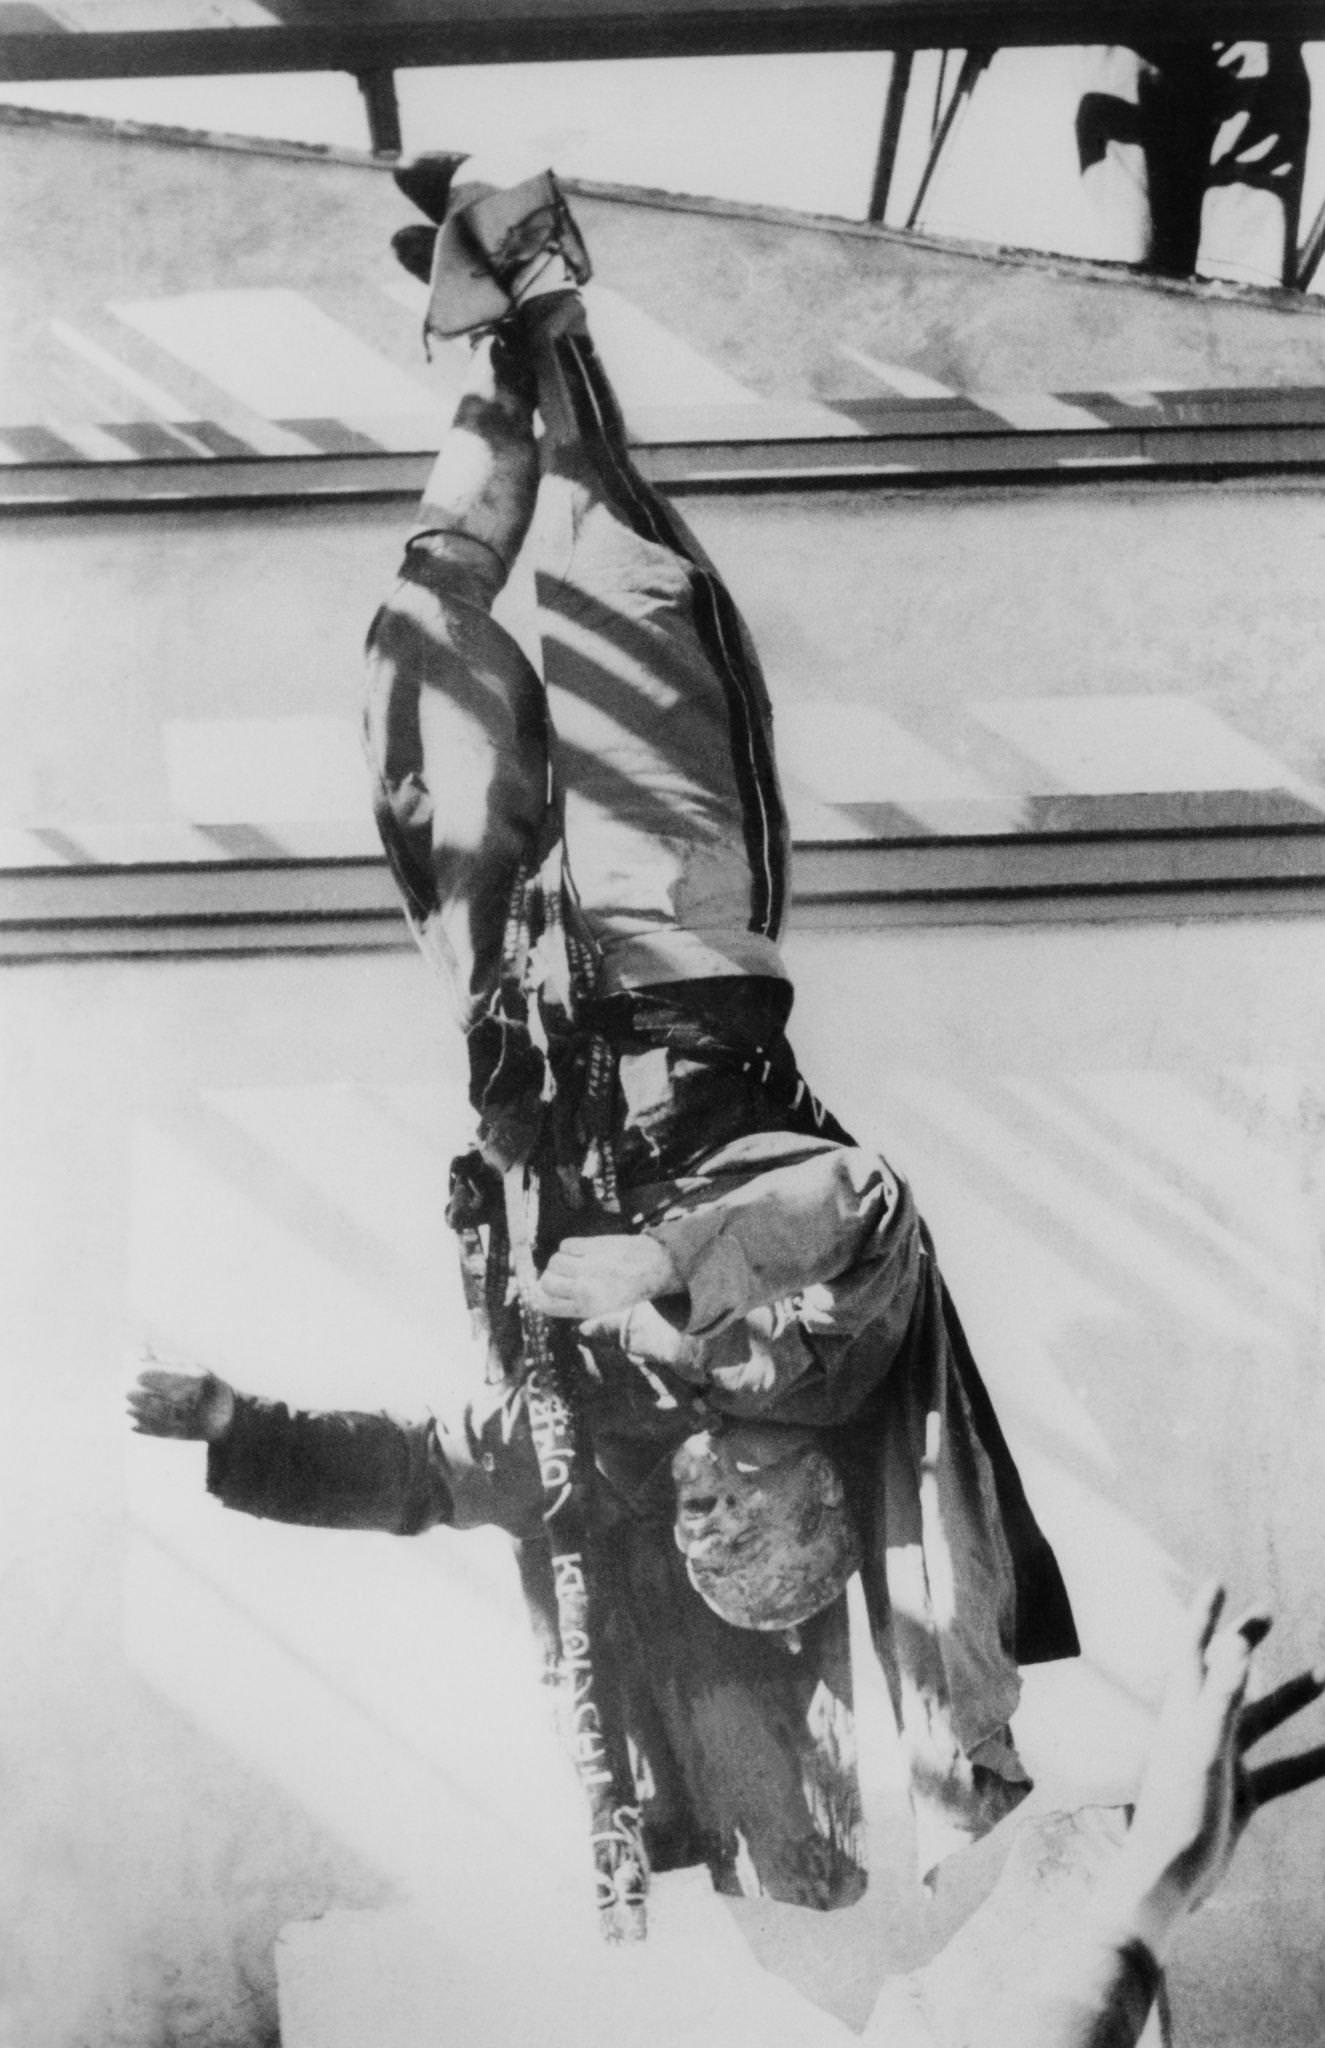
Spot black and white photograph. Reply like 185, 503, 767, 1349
2, 5, 1325, 2045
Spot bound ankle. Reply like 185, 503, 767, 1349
510, 285, 586, 341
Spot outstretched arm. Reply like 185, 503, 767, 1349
126, 1358, 540, 1539
129, 1359, 455, 1534
1009, 1583, 1325, 2048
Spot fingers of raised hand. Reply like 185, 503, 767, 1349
1203, 1601, 1269, 1696
1189, 1606, 1260, 1747
1246, 1741, 1325, 1808
1191, 1580, 1228, 1658
1238, 1668, 1325, 1752
1167, 1581, 1228, 1711
1235, 1658, 1325, 1811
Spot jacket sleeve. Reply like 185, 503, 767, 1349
640, 1145, 921, 1342
207, 1390, 544, 1540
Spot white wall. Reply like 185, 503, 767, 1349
3, 906, 1323, 2045
9, 479, 1325, 838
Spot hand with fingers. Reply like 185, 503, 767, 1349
127, 1356, 237, 1444
533, 1233, 681, 1323
999, 1588, 1325, 2048
1113, 1581, 1325, 1946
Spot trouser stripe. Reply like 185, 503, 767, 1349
552, 332, 786, 939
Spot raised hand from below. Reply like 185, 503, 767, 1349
1112, 1581, 1325, 1950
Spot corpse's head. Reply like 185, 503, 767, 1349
671, 1424, 860, 1633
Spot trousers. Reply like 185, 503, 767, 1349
364, 293, 792, 1039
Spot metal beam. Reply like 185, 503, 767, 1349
1295, 192, 1325, 290
867, 49, 912, 223
355, 67, 403, 156
903, 46, 992, 231
4, 0, 1325, 84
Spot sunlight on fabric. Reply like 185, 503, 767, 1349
533, 613, 691, 763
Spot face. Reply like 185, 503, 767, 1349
671, 1425, 838, 1568
671, 1425, 857, 1632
